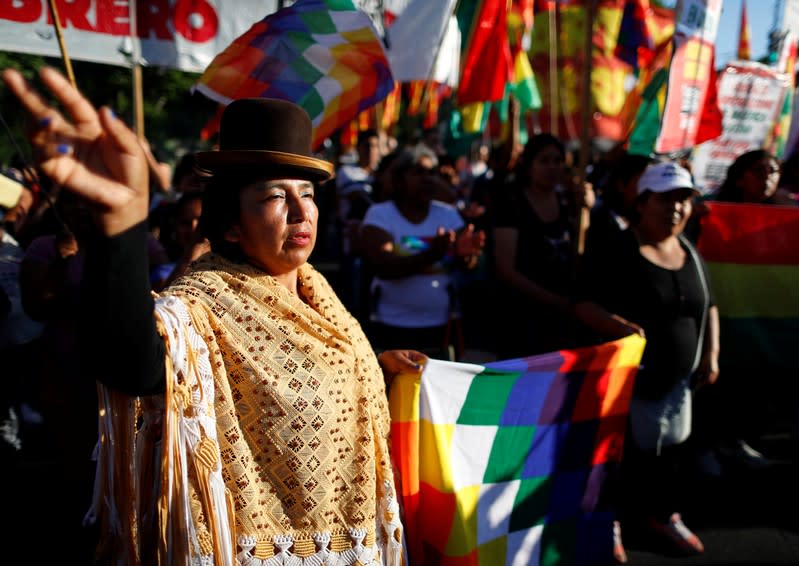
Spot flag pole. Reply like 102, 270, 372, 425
129, 0, 145, 139
575, 0, 596, 259
418, 0, 461, 131
548, 1, 559, 135
47, 0, 76, 87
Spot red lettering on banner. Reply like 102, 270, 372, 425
55, 0, 92, 31
0, 0, 42, 23
0, 0, 221, 44
137, 0, 171, 40
173, 0, 217, 43
96, 0, 130, 34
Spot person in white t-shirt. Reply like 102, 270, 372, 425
360, 145, 486, 359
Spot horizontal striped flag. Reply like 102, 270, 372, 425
698, 202, 799, 371
194, 0, 395, 150
389, 335, 645, 565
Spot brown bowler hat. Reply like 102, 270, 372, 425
195, 98, 334, 183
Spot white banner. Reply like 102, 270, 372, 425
782, 0, 799, 41
386, 0, 459, 87
675, 0, 722, 41
0, 1, 277, 73
691, 61, 790, 194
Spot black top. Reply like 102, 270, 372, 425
492, 183, 574, 293
575, 229, 713, 400
491, 183, 584, 357
81, 221, 166, 395
584, 201, 628, 258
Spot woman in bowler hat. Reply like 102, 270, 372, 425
3, 66, 421, 565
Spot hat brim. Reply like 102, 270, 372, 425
639, 184, 699, 195
195, 150, 335, 183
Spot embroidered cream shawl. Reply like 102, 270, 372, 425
91, 255, 403, 565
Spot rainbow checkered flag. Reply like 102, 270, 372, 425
389, 335, 645, 565
194, 0, 394, 150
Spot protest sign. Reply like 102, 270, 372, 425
655, 0, 722, 154
692, 61, 790, 194
0, 1, 383, 73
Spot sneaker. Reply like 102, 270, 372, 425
613, 520, 628, 564
718, 439, 773, 470
647, 513, 704, 555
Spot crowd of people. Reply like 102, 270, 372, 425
1, 65, 797, 564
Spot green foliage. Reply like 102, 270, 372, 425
0, 52, 218, 170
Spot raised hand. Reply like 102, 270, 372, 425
2, 66, 149, 236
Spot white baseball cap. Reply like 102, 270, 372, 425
0, 173, 23, 209
636, 162, 697, 195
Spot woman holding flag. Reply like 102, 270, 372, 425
2, 65, 423, 565
574, 161, 720, 558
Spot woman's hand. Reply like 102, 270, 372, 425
55, 228, 79, 259
575, 181, 595, 210
454, 223, 486, 265
693, 350, 720, 390
2, 67, 149, 236
573, 301, 645, 340
378, 349, 427, 391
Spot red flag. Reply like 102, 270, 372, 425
406, 80, 425, 116
456, 0, 513, 105
514, 0, 534, 32
340, 120, 359, 148
737, 1, 751, 60
379, 82, 402, 132
694, 50, 723, 146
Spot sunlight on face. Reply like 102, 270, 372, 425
739, 158, 780, 203
638, 188, 695, 237
225, 178, 318, 279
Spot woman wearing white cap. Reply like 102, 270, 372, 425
573, 161, 720, 560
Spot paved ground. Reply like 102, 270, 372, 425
625, 430, 799, 566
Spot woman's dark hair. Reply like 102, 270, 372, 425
390, 146, 438, 182
389, 149, 417, 183
601, 153, 652, 210
515, 133, 565, 185
156, 188, 206, 261
372, 148, 402, 202
177, 187, 205, 209
628, 188, 655, 225
172, 153, 198, 189
778, 151, 799, 191
715, 149, 773, 202
357, 128, 379, 147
